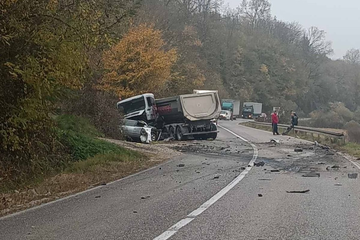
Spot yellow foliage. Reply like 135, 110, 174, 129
99, 24, 177, 98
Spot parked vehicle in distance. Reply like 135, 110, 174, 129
242, 102, 263, 119
120, 119, 157, 143
221, 99, 241, 119
219, 110, 232, 120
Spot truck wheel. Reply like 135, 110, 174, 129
175, 126, 184, 141
151, 130, 158, 141
168, 126, 175, 138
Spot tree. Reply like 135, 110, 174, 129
344, 49, 360, 64
99, 24, 177, 98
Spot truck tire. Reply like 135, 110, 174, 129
168, 126, 175, 138
175, 126, 184, 141
207, 123, 217, 139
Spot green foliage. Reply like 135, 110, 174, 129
56, 115, 126, 161
344, 121, 360, 143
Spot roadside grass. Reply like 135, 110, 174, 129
0, 115, 155, 217
241, 122, 360, 159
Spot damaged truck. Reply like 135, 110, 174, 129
117, 91, 221, 143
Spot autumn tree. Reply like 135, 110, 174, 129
99, 24, 177, 98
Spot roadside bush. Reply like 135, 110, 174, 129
310, 110, 345, 128
56, 115, 126, 161
331, 102, 354, 122
344, 121, 360, 143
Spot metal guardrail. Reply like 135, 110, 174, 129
250, 121, 344, 137
246, 121, 346, 145
251, 122, 344, 137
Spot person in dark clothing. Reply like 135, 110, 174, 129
271, 111, 280, 135
283, 112, 298, 135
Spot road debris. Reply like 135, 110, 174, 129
302, 172, 320, 178
254, 161, 265, 167
258, 194, 263, 197
286, 189, 310, 194
95, 195, 101, 199
133, 211, 138, 213
334, 183, 342, 186
177, 164, 185, 167
258, 179, 271, 181
270, 139, 280, 144
141, 196, 150, 200
294, 148, 303, 152
213, 175, 220, 179
270, 169, 280, 172
348, 173, 358, 179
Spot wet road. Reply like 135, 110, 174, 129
1, 120, 360, 240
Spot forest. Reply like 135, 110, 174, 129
1, 0, 360, 185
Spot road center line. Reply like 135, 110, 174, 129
153, 125, 258, 240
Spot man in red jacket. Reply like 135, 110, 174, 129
271, 111, 280, 135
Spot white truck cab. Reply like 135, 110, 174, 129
117, 93, 157, 121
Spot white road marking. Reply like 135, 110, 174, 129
337, 152, 360, 170
153, 125, 258, 240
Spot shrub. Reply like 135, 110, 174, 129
344, 121, 360, 143
310, 110, 345, 128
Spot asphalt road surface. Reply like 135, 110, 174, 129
1, 120, 360, 240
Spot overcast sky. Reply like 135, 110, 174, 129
223, 0, 360, 59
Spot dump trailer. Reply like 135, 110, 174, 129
156, 92, 221, 140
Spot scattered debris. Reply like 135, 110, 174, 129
286, 189, 310, 194
164, 137, 175, 142
254, 161, 265, 167
270, 169, 280, 172
270, 139, 280, 144
348, 173, 358, 179
294, 148, 303, 152
95, 195, 101, 199
159, 167, 162, 170
334, 183, 342, 186
195, 171, 200, 174
317, 162, 325, 165
258, 179, 271, 181
327, 165, 340, 171
213, 175, 220, 179
177, 164, 185, 167
240, 167, 246, 170
331, 165, 340, 169
326, 152, 335, 156
133, 211, 138, 213
258, 194, 263, 197
302, 172, 320, 178
141, 196, 150, 200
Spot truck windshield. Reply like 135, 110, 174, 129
243, 107, 252, 113
119, 97, 146, 115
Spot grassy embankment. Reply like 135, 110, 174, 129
0, 115, 152, 216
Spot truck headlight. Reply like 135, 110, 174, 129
140, 128, 148, 143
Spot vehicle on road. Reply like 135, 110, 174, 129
120, 119, 158, 143
219, 110, 232, 120
221, 99, 241, 119
117, 91, 221, 142
242, 102, 262, 119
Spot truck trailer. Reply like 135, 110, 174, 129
117, 91, 221, 141
242, 102, 263, 119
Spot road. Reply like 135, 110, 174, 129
1, 120, 360, 240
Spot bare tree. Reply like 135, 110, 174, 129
344, 49, 360, 64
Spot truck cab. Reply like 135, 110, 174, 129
117, 93, 157, 121
242, 105, 254, 119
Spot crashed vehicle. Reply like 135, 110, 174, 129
120, 119, 158, 143
219, 110, 232, 120
117, 91, 221, 142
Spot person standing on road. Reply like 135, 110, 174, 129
271, 111, 279, 135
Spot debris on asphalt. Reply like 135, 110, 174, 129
95, 195, 101, 199
326, 165, 340, 171
286, 189, 310, 194
254, 161, 265, 167
302, 172, 320, 178
348, 173, 358, 179
164, 137, 175, 142
240, 167, 246, 170
270, 169, 280, 172
177, 164, 185, 167
133, 211, 138, 213
258, 179, 271, 181
258, 194, 263, 197
331, 165, 340, 169
270, 139, 280, 144
213, 175, 220, 179
141, 196, 150, 200
317, 162, 325, 165
334, 183, 342, 186
294, 148, 303, 152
